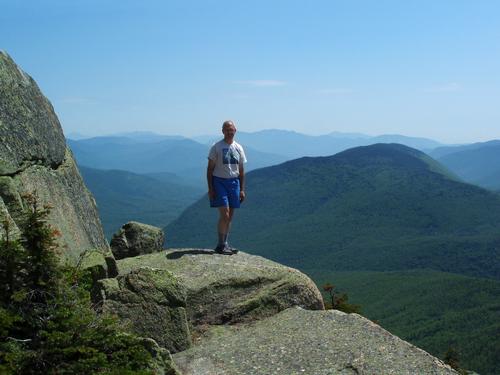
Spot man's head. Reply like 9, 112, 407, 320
222, 120, 236, 142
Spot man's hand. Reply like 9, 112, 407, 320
207, 159, 216, 201
239, 190, 246, 203
208, 189, 216, 201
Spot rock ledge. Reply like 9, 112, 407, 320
173, 307, 458, 375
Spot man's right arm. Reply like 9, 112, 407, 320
207, 159, 216, 200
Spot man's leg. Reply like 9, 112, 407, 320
223, 208, 235, 245
217, 206, 231, 248
223, 178, 239, 249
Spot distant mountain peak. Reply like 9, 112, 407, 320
329, 143, 426, 165
334, 143, 457, 179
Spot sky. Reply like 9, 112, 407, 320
1, 0, 500, 143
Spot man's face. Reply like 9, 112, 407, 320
222, 124, 236, 139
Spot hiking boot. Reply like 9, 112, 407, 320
226, 245, 239, 254
214, 244, 233, 255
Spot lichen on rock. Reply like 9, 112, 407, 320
93, 266, 191, 353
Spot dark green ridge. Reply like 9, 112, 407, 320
166, 143, 500, 280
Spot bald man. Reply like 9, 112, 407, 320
207, 120, 247, 254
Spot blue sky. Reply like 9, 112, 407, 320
1, 0, 499, 143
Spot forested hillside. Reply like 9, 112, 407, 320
79, 166, 204, 238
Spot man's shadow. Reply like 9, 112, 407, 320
166, 249, 216, 259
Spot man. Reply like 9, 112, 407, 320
207, 120, 247, 255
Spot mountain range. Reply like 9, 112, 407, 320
194, 129, 444, 158
70, 130, 500, 191
68, 137, 287, 186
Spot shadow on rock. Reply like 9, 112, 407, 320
166, 249, 216, 259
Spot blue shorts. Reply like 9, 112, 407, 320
211, 176, 240, 208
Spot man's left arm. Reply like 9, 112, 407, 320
239, 163, 245, 203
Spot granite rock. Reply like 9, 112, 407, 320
116, 250, 325, 332
140, 337, 181, 375
93, 267, 191, 353
0, 51, 65, 175
110, 221, 165, 260
0, 51, 109, 262
173, 307, 459, 375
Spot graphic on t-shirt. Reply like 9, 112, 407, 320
223, 148, 239, 164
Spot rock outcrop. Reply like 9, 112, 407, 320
0, 51, 108, 262
93, 249, 325, 355
94, 267, 191, 353
110, 221, 165, 259
173, 307, 458, 375
117, 250, 324, 331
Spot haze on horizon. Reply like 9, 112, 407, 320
2, 0, 499, 144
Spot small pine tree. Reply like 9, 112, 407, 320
0, 218, 25, 306
322, 283, 362, 314
0, 193, 156, 374
444, 347, 468, 374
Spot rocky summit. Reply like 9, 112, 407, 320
95, 247, 457, 374
0, 51, 108, 263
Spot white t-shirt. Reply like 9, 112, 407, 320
208, 140, 247, 178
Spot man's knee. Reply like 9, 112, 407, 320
219, 209, 231, 223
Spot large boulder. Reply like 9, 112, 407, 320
110, 221, 165, 260
93, 267, 191, 353
0, 51, 108, 262
173, 307, 458, 375
116, 250, 324, 332
92, 249, 323, 356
